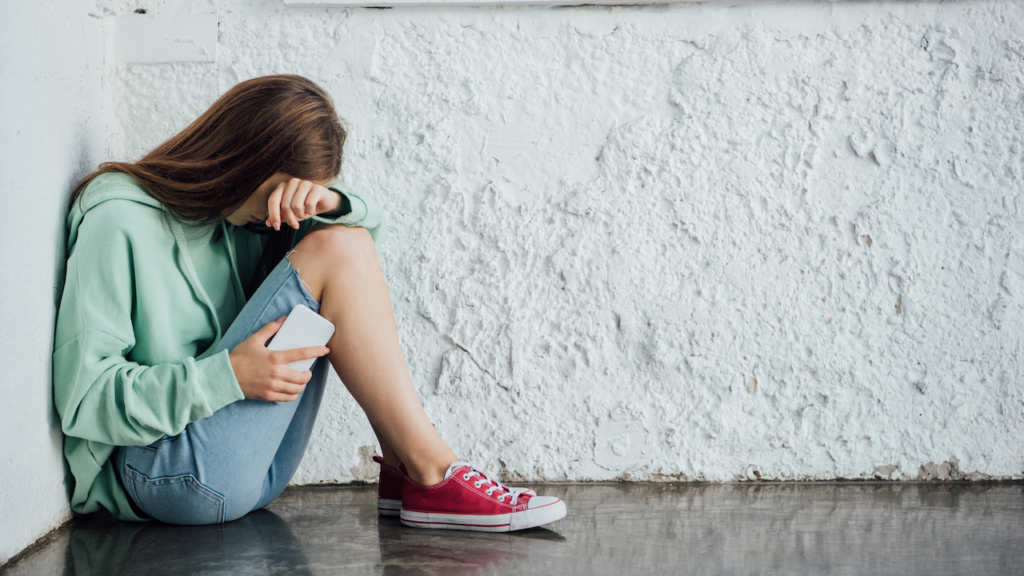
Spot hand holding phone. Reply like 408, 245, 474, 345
229, 304, 335, 403
266, 304, 336, 371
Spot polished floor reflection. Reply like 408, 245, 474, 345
5, 482, 1024, 575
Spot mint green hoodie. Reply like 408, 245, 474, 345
53, 172, 386, 521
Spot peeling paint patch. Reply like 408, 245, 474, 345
874, 465, 899, 480
348, 446, 379, 482
594, 421, 648, 472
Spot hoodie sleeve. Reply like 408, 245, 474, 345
53, 203, 244, 447
305, 183, 387, 244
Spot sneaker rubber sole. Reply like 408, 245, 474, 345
400, 498, 566, 532
378, 498, 401, 517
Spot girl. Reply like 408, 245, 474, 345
53, 74, 566, 531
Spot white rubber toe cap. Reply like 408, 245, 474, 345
509, 496, 567, 530
527, 496, 561, 510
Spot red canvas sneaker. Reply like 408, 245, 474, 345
400, 461, 566, 532
373, 455, 404, 517
376, 456, 536, 517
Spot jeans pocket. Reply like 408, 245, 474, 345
124, 466, 226, 525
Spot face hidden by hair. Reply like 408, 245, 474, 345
224, 172, 332, 227
71, 74, 346, 223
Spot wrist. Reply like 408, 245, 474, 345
318, 188, 349, 217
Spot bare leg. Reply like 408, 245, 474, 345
286, 225, 456, 486
371, 422, 401, 470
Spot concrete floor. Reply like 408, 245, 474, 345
4, 482, 1024, 575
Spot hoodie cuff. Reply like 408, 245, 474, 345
312, 185, 364, 226
314, 187, 352, 220
195, 349, 245, 414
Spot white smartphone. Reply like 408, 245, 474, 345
265, 304, 336, 403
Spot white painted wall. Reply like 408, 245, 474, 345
101, 0, 1024, 486
0, 0, 108, 566
5, 5, 1023, 563
4, 0, 1024, 560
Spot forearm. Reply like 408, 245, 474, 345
55, 337, 243, 446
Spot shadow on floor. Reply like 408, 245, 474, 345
4, 482, 1024, 575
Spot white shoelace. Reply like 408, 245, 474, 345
445, 461, 521, 505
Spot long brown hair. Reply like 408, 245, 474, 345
71, 74, 346, 299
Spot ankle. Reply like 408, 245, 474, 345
406, 464, 448, 487
405, 457, 458, 487
381, 454, 401, 471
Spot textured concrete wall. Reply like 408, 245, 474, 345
102, 0, 1024, 484
0, 0, 107, 566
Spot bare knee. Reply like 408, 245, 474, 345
287, 226, 379, 300
301, 225, 377, 265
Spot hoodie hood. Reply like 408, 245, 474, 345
68, 171, 244, 349
67, 172, 167, 252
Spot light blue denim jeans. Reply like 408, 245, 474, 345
115, 252, 329, 525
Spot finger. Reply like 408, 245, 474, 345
268, 182, 285, 231
281, 179, 301, 230
286, 346, 330, 363
275, 380, 308, 394
305, 184, 326, 217
292, 180, 314, 220
278, 179, 296, 229
278, 368, 312, 385
269, 392, 301, 403
255, 316, 288, 342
